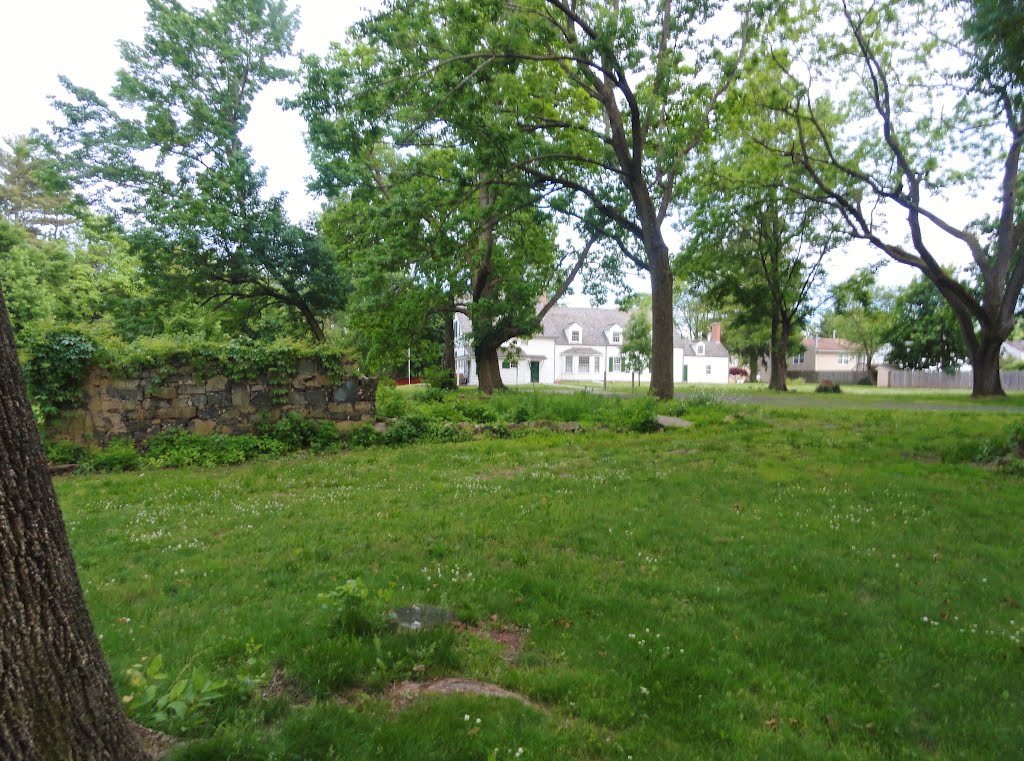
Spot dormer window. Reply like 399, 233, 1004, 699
696, 343, 705, 356
612, 331, 622, 344
570, 329, 581, 342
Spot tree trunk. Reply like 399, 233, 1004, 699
971, 333, 1005, 397
0, 288, 150, 760
475, 343, 506, 395
293, 299, 326, 343
442, 312, 456, 378
744, 350, 761, 383
648, 249, 675, 399
768, 316, 789, 391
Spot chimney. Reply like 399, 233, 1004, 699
538, 292, 548, 311
710, 322, 722, 343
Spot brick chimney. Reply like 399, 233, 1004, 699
538, 292, 548, 310
710, 322, 722, 343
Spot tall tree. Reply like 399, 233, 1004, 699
883, 274, 969, 371
775, 0, 1024, 396
301, 0, 756, 398
822, 266, 895, 381
51, 0, 344, 342
0, 282, 148, 758
0, 134, 78, 237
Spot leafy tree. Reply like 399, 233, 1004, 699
299, 45, 599, 393
307, 0, 757, 398
775, 0, 1024, 396
621, 310, 653, 389
680, 69, 838, 391
883, 275, 968, 371
0, 134, 79, 237
51, 0, 345, 342
821, 267, 895, 381
673, 276, 725, 340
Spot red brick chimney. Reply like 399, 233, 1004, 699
710, 322, 722, 342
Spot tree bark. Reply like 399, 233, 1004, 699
442, 311, 456, 378
475, 342, 506, 395
294, 300, 326, 343
648, 252, 676, 399
768, 315, 790, 391
0, 288, 150, 760
971, 332, 1005, 397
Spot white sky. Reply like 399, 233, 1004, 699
1, 0, 984, 306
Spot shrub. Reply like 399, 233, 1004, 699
453, 398, 500, 423
317, 579, 379, 636
260, 412, 339, 452
143, 430, 286, 468
346, 423, 382, 448
615, 396, 661, 433
422, 366, 457, 391
375, 381, 407, 419
87, 438, 141, 472
815, 380, 842, 393
46, 439, 90, 465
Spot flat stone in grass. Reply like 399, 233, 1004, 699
656, 414, 694, 429
389, 604, 455, 632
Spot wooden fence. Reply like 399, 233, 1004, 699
884, 369, 1024, 391
787, 370, 873, 386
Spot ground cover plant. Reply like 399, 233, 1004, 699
57, 395, 1023, 760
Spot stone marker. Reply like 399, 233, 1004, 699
656, 415, 694, 429
390, 604, 455, 632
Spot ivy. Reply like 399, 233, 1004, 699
24, 331, 96, 419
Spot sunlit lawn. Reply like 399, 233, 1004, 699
59, 399, 1024, 760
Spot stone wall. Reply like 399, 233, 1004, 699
48, 358, 377, 444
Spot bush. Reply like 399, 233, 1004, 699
422, 366, 457, 391
143, 430, 286, 468
375, 381, 407, 419
87, 438, 141, 472
260, 412, 339, 452
453, 398, 499, 423
815, 380, 842, 393
346, 423, 382, 448
615, 396, 661, 433
46, 439, 90, 465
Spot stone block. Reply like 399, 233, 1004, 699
148, 385, 177, 401
296, 358, 320, 376
287, 390, 306, 406
354, 401, 374, 413
188, 419, 217, 436
167, 405, 197, 420
334, 420, 361, 433
231, 387, 253, 410
333, 379, 359, 404
206, 375, 229, 392
251, 390, 271, 408
304, 388, 328, 407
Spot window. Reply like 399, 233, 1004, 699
793, 353, 805, 365
564, 355, 573, 373
579, 356, 590, 373
696, 343, 705, 356
501, 358, 518, 369
706, 365, 712, 375
609, 356, 622, 372
570, 329, 581, 343
612, 331, 622, 344
838, 353, 850, 365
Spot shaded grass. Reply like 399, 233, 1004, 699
58, 401, 1024, 760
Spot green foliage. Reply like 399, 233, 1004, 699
317, 579, 379, 636
23, 330, 95, 417
883, 276, 968, 371
620, 311, 653, 376
345, 423, 383, 449
422, 366, 457, 391
613, 396, 660, 433
45, 439, 90, 465
375, 382, 408, 419
815, 380, 842, 393
83, 438, 140, 473
143, 431, 288, 469
257, 413, 340, 452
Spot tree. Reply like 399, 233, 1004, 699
822, 267, 894, 381
673, 276, 725, 340
51, 0, 344, 342
680, 69, 838, 391
776, 0, 1024, 396
0, 281, 149, 758
299, 47, 600, 393
0, 134, 78, 237
621, 310, 653, 389
883, 275, 968, 371
310, 0, 756, 398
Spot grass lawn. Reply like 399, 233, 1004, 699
58, 397, 1024, 760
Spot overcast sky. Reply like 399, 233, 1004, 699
2, 0, 984, 306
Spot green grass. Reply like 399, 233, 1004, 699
57, 398, 1024, 760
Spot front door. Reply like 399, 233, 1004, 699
683, 364, 688, 382
530, 361, 540, 383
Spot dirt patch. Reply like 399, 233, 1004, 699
479, 467, 526, 481
262, 667, 310, 705
456, 620, 528, 663
387, 678, 535, 710
132, 722, 179, 759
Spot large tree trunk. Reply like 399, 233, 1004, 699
475, 343, 506, 395
442, 310, 456, 379
768, 315, 789, 392
294, 300, 326, 343
0, 288, 150, 760
648, 254, 675, 399
971, 332, 1005, 397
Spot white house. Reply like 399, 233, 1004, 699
454, 306, 731, 386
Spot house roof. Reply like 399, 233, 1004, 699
802, 336, 858, 353
1004, 339, 1024, 356
682, 338, 730, 358
540, 306, 686, 349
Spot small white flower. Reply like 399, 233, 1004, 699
464, 714, 470, 721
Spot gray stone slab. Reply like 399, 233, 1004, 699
389, 604, 455, 632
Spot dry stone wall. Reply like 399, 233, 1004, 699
49, 358, 376, 445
